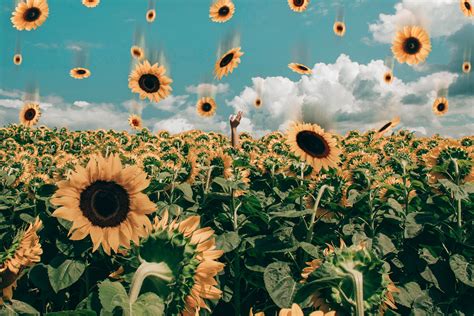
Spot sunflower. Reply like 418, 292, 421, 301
130, 45, 145, 60
70, 67, 91, 79
209, 0, 235, 23
19, 103, 41, 127
432, 97, 449, 116
196, 97, 217, 117
333, 21, 346, 37
13, 54, 22, 65
287, 122, 341, 172
280, 304, 336, 316
383, 71, 393, 84
51, 154, 156, 255
128, 114, 143, 130
289, 62, 312, 75
254, 97, 263, 107
462, 61, 471, 73
146, 9, 156, 22
392, 26, 431, 65
82, 0, 100, 8
128, 60, 173, 103
0, 218, 42, 302
460, 0, 473, 16
11, 0, 49, 31
376, 117, 400, 137
214, 47, 244, 80
209, 150, 233, 179
288, 0, 310, 12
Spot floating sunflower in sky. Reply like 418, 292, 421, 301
460, 0, 473, 16
128, 60, 173, 103
288, 0, 310, 12
288, 62, 312, 75
128, 114, 143, 130
462, 61, 471, 73
19, 103, 41, 127
392, 26, 431, 65
51, 154, 156, 255
333, 21, 346, 37
70, 67, 91, 79
376, 116, 400, 137
432, 97, 449, 116
13, 54, 22, 65
82, 0, 100, 8
254, 98, 262, 108
146, 9, 156, 22
11, 0, 49, 31
383, 70, 394, 83
196, 97, 217, 117
287, 122, 341, 172
209, 0, 235, 23
130, 45, 145, 60
214, 47, 244, 80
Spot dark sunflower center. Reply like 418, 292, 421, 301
437, 103, 446, 112
133, 49, 141, 56
139, 74, 160, 93
465, 2, 471, 10
148, 11, 154, 18
296, 131, 329, 158
293, 0, 305, 7
219, 53, 234, 68
298, 65, 309, 71
76, 69, 86, 75
337, 25, 344, 32
15, 56, 20, 62
80, 180, 130, 227
132, 119, 139, 126
464, 64, 470, 70
385, 74, 392, 80
403, 37, 421, 55
201, 102, 212, 112
24, 7, 41, 22
218, 5, 230, 16
256, 99, 261, 105
24, 109, 36, 121
378, 122, 392, 133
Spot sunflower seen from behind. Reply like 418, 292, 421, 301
392, 26, 431, 65
288, 0, 310, 12
51, 154, 157, 255
432, 97, 449, 116
214, 47, 244, 80
289, 62, 312, 75
19, 103, 41, 127
196, 97, 217, 117
11, 0, 49, 31
129, 60, 172, 103
209, 0, 235, 23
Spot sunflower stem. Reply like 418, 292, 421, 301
451, 158, 462, 228
305, 185, 329, 245
299, 162, 305, 211
344, 265, 364, 316
204, 166, 214, 194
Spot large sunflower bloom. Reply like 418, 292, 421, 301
214, 47, 244, 80
209, 0, 235, 23
392, 26, 431, 65
51, 154, 156, 255
288, 0, 310, 12
129, 60, 173, 103
432, 97, 449, 116
196, 97, 217, 117
19, 103, 41, 127
287, 122, 341, 172
11, 0, 49, 31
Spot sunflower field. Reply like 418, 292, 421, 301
0, 123, 473, 316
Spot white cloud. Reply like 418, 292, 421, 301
151, 95, 190, 112
369, 0, 474, 43
153, 118, 195, 134
185, 83, 230, 96
73, 101, 90, 107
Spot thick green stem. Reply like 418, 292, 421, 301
230, 189, 241, 316
305, 185, 329, 244
204, 166, 214, 194
452, 158, 462, 228
344, 266, 364, 316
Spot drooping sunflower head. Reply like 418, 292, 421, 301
428, 144, 473, 181
51, 154, 156, 255
460, 0, 473, 16
287, 122, 341, 172
209, 0, 235, 23
11, 0, 49, 31
19, 103, 41, 127
333, 21, 346, 37
432, 97, 449, 116
392, 26, 431, 65
130, 45, 145, 60
462, 61, 471, 73
82, 0, 100, 8
376, 116, 400, 137
146, 9, 156, 22
70, 67, 91, 79
129, 60, 173, 103
383, 71, 393, 83
214, 47, 244, 80
289, 62, 312, 75
13, 54, 22, 65
288, 0, 310, 12
196, 97, 217, 117
209, 150, 233, 179
128, 114, 143, 130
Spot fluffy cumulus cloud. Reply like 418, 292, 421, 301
369, 0, 474, 43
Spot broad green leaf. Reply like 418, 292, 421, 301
374, 233, 397, 256
132, 293, 164, 316
264, 262, 299, 308
404, 212, 422, 239
7, 300, 39, 315
176, 183, 193, 202
98, 280, 129, 313
215, 231, 240, 253
449, 254, 474, 287
299, 242, 319, 258
47, 258, 86, 293
395, 282, 424, 308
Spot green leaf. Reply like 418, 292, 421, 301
215, 231, 240, 253
47, 258, 86, 293
45, 310, 96, 316
264, 262, 299, 308
395, 282, 424, 308
132, 293, 165, 316
176, 183, 193, 202
387, 198, 403, 214
299, 242, 319, 258
449, 254, 474, 287
404, 212, 423, 239
420, 266, 441, 291
98, 280, 129, 313
374, 233, 397, 256
9, 300, 40, 315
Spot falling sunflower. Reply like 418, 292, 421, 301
51, 154, 157, 255
11, 0, 49, 31
214, 47, 244, 80
128, 114, 143, 130
70, 67, 91, 79
392, 26, 431, 65
130, 45, 145, 60
254, 98, 262, 108
287, 122, 341, 172
460, 0, 473, 16
462, 61, 471, 73
209, 0, 235, 23
288, 0, 310, 12
13, 54, 22, 65
288, 63, 312, 75
376, 116, 400, 137
432, 97, 449, 116
333, 21, 346, 37
128, 60, 173, 103
383, 71, 394, 83
196, 97, 217, 117
82, 0, 100, 8
146, 9, 156, 22
19, 103, 41, 127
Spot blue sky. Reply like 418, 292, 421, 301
0, 0, 473, 137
